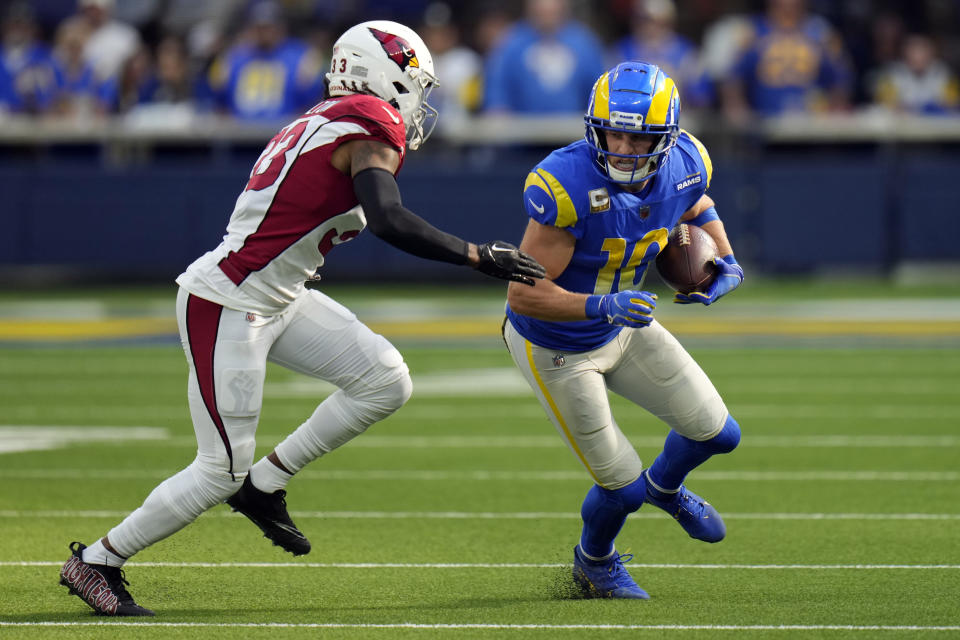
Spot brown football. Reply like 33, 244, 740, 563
655, 223, 719, 293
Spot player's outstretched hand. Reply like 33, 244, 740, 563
586, 290, 657, 328
476, 241, 546, 286
675, 256, 744, 305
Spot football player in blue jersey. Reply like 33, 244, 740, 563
503, 61, 744, 599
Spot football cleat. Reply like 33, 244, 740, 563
59, 542, 154, 616
226, 475, 311, 556
572, 545, 650, 599
643, 476, 726, 543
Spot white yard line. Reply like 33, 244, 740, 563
10, 376, 958, 395
2, 509, 958, 521
0, 426, 168, 453
1, 622, 958, 632
1, 469, 957, 482
3, 428, 959, 454
5, 561, 960, 570
164, 434, 960, 449
262, 370, 960, 408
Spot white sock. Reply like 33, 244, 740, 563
578, 545, 616, 562
81, 539, 127, 568
644, 470, 679, 496
249, 456, 293, 493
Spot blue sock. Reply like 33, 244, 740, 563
578, 475, 647, 559
646, 415, 741, 493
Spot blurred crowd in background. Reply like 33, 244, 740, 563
1, 0, 958, 128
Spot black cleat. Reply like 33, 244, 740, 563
226, 475, 311, 556
59, 542, 154, 616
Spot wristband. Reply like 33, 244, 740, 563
585, 295, 604, 319
687, 207, 720, 227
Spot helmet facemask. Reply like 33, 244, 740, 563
391, 68, 438, 150
586, 122, 677, 184
583, 62, 681, 186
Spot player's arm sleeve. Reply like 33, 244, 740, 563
353, 168, 470, 265
523, 168, 584, 238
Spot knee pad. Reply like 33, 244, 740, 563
188, 456, 244, 504
106, 456, 243, 557
353, 363, 412, 423
145, 456, 240, 529
374, 369, 413, 415
705, 415, 741, 454
337, 334, 412, 422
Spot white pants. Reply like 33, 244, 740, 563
102, 287, 411, 558
176, 285, 411, 478
503, 318, 728, 490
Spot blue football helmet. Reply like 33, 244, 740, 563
584, 62, 681, 185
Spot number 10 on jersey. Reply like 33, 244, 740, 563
593, 228, 668, 294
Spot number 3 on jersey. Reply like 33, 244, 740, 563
246, 121, 309, 191
593, 228, 668, 294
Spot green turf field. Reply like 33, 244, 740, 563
1, 283, 959, 639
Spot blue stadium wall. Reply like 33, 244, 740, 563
1, 144, 958, 283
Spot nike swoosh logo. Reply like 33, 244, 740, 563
273, 522, 308, 539
381, 106, 400, 124
528, 199, 545, 214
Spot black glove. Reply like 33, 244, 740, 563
475, 241, 547, 286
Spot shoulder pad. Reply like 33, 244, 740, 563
340, 94, 405, 128
679, 130, 712, 188
523, 165, 578, 228
314, 94, 406, 153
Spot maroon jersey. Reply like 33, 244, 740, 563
177, 94, 407, 314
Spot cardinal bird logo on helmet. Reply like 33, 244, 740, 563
369, 27, 419, 71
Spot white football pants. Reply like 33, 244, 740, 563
104, 286, 411, 558
503, 317, 728, 490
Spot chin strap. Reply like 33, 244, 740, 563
607, 157, 657, 184
600, 132, 671, 184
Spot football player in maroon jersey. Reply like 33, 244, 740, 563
59, 20, 544, 616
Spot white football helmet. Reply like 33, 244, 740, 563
327, 20, 438, 150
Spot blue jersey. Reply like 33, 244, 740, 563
506, 131, 712, 352
0, 62, 14, 109
483, 21, 606, 113
732, 15, 851, 115
1, 43, 59, 112
206, 39, 324, 121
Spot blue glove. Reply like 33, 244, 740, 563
586, 291, 657, 328
674, 255, 743, 305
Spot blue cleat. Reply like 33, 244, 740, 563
644, 476, 726, 543
572, 545, 650, 599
